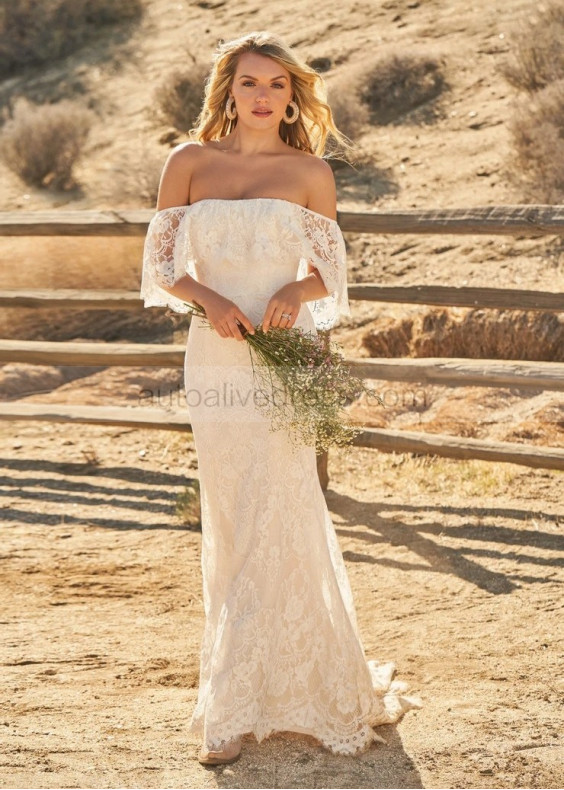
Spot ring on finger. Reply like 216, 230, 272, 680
281, 312, 292, 320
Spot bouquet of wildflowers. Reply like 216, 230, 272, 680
182, 301, 381, 452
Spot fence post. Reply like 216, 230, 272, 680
316, 450, 329, 491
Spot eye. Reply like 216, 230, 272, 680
242, 81, 255, 87
272, 83, 285, 89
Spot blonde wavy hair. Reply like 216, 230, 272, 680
190, 30, 353, 160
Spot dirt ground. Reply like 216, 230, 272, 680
1, 414, 563, 790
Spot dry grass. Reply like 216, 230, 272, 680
0, 0, 143, 77
175, 479, 201, 528
501, 2, 564, 92
155, 65, 210, 133
509, 80, 564, 204
362, 308, 564, 362
0, 98, 92, 189
360, 52, 447, 125
83, 0, 143, 25
360, 451, 521, 497
111, 142, 165, 208
502, 2, 564, 203
327, 85, 368, 145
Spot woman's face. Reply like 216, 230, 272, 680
229, 52, 293, 128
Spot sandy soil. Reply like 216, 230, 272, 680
1, 418, 563, 789
1, 0, 564, 787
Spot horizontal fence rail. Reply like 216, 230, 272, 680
0, 339, 186, 368
1, 340, 563, 392
351, 427, 564, 471
0, 289, 145, 310
1, 402, 563, 471
1, 206, 562, 475
1, 286, 562, 312
0, 403, 190, 430
0, 205, 563, 237
338, 205, 564, 235
347, 358, 564, 391
345, 284, 564, 312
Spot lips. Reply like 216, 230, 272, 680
252, 110, 272, 116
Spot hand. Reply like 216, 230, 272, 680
196, 289, 255, 341
261, 282, 303, 332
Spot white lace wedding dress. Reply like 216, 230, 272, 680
141, 197, 422, 755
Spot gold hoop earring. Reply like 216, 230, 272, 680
226, 96, 237, 120
283, 100, 299, 124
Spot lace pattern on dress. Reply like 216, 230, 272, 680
141, 201, 351, 329
296, 206, 351, 330
139, 198, 423, 757
140, 206, 196, 313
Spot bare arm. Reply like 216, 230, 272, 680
261, 158, 335, 331
154, 144, 254, 340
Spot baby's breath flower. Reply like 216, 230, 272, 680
182, 300, 383, 451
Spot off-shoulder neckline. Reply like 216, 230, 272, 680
152, 197, 340, 225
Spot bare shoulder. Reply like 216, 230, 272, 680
302, 155, 337, 220
164, 140, 206, 170
156, 141, 204, 211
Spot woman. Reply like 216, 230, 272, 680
141, 30, 422, 765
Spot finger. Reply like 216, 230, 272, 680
276, 309, 294, 329
270, 305, 289, 329
262, 305, 276, 332
236, 314, 255, 336
283, 314, 295, 329
230, 321, 246, 342
223, 321, 238, 340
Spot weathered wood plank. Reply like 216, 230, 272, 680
0, 402, 191, 431
0, 289, 145, 310
1, 205, 563, 236
1, 402, 562, 470
346, 284, 564, 312
348, 358, 564, 391
1, 285, 562, 312
0, 339, 185, 367
1, 340, 562, 391
0, 210, 150, 237
338, 205, 564, 235
352, 427, 564, 470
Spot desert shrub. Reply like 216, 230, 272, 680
175, 480, 201, 529
156, 65, 210, 133
112, 144, 165, 207
127, 153, 163, 208
328, 86, 368, 144
309, 56, 332, 73
0, 0, 143, 77
502, 2, 564, 202
0, 98, 92, 189
83, 0, 144, 25
509, 81, 564, 203
501, 3, 564, 92
360, 53, 446, 124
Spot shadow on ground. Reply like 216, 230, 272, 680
327, 489, 563, 595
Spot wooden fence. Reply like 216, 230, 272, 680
1, 206, 563, 479
1, 204, 563, 235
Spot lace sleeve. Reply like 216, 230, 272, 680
296, 207, 351, 330
140, 205, 196, 314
